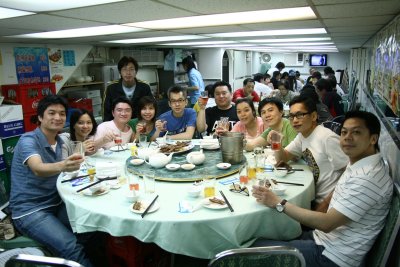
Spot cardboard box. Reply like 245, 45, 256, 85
0, 141, 5, 171
2, 136, 21, 168
0, 104, 24, 138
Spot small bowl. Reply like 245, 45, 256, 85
181, 163, 195, 171
271, 185, 287, 195
273, 168, 288, 178
216, 163, 231, 170
89, 182, 103, 193
94, 148, 104, 156
64, 170, 79, 180
202, 135, 214, 140
130, 158, 145, 166
187, 186, 202, 198
166, 163, 180, 171
156, 137, 167, 146
125, 190, 140, 202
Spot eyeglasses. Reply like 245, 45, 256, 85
288, 112, 311, 120
169, 99, 186, 105
229, 183, 249, 196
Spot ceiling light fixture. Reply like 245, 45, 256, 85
208, 28, 327, 38
160, 41, 236, 46
266, 42, 334, 46
247, 37, 331, 43
105, 35, 208, 44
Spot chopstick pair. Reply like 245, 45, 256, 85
141, 195, 159, 218
76, 176, 117, 193
272, 179, 304, 186
219, 190, 234, 212
61, 173, 96, 183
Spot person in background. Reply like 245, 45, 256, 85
280, 71, 289, 82
327, 74, 345, 96
305, 68, 316, 85
315, 79, 344, 118
253, 73, 272, 99
311, 71, 322, 85
272, 81, 299, 104
102, 56, 153, 121
95, 97, 133, 149
274, 95, 348, 208
156, 86, 196, 140
288, 69, 303, 92
232, 78, 260, 102
263, 73, 274, 89
59, 109, 97, 158
252, 110, 392, 267
9, 95, 92, 266
295, 70, 305, 84
267, 61, 285, 76
230, 98, 265, 139
182, 55, 205, 106
128, 96, 160, 142
270, 71, 281, 89
300, 84, 333, 124
196, 81, 239, 136
246, 97, 297, 151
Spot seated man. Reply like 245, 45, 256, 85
9, 96, 92, 266
274, 95, 348, 208
232, 78, 260, 103
156, 85, 196, 140
252, 110, 393, 267
196, 81, 239, 136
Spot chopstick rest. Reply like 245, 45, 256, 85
141, 195, 159, 218
219, 190, 234, 212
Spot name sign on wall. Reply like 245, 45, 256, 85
14, 47, 50, 84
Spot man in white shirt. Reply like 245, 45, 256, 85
253, 73, 272, 99
252, 110, 393, 267
267, 62, 285, 76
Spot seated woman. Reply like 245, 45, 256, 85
59, 109, 97, 159
246, 97, 297, 151
94, 97, 133, 149
128, 96, 161, 142
231, 98, 265, 139
271, 80, 298, 104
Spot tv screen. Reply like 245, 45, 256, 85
309, 54, 328, 67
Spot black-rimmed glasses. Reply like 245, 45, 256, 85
229, 183, 249, 196
288, 112, 311, 120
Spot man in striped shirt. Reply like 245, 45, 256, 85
252, 110, 393, 267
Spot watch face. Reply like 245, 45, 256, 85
276, 204, 284, 212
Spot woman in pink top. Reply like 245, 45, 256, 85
231, 98, 265, 139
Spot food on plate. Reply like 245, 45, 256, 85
92, 188, 106, 195
133, 201, 142, 210
49, 51, 61, 62
159, 141, 191, 153
209, 197, 225, 205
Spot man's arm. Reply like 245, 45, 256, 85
196, 100, 207, 133
169, 126, 196, 140
245, 136, 268, 151
27, 154, 84, 177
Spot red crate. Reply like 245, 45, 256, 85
68, 98, 93, 112
23, 112, 38, 132
1, 83, 56, 114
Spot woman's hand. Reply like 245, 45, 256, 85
252, 185, 281, 208
136, 123, 145, 134
155, 119, 167, 132
83, 139, 96, 154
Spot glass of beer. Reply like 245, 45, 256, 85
271, 131, 282, 151
239, 164, 249, 185
203, 172, 216, 198
247, 156, 257, 181
86, 158, 96, 182
200, 91, 209, 106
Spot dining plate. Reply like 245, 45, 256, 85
130, 201, 160, 214
216, 163, 231, 170
159, 143, 194, 155
109, 145, 127, 152
202, 197, 228, 210
82, 185, 110, 196
201, 144, 220, 150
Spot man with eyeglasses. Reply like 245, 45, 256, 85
156, 86, 196, 140
274, 95, 348, 210
103, 56, 153, 121
196, 81, 239, 136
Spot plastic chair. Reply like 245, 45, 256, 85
366, 183, 400, 267
5, 254, 84, 267
208, 246, 306, 267
322, 121, 342, 135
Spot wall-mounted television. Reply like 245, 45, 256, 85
309, 54, 328, 67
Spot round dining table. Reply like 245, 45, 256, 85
57, 140, 315, 259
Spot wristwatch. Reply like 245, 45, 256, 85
276, 199, 287, 213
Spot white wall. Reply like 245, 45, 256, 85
198, 48, 224, 81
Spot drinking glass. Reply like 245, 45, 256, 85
200, 91, 209, 106
271, 131, 282, 151
239, 164, 249, 186
219, 117, 229, 131
139, 134, 147, 147
160, 119, 168, 132
86, 158, 96, 182
139, 121, 147, 133
126, 165, 139, 191
71, 141, 84, 158
203, 171, 216, 198
143, 170, 155, 194
247, 156, 257, 181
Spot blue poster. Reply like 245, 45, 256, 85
14, 47, 50, 84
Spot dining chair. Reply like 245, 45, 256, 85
5, 254, 84, 267
366, 182, 400, 267
322, 121, 342, 135
208, 246, 306, 267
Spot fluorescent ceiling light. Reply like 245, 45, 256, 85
248, 37, 331, 43
266, 42, 334, 46
160, 41, 236, 46
0, 0, 126, 12
124, 7, 315, 29
208, 28, 327, 38
193, 44, 256, 48
8, 25, 144, 39
105, 35, 207, 44
0, 7, 34, 19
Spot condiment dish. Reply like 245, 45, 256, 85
130, 158, 145, 166
166, 163, 180, 171
181, 163, 195, 171
216, 163, 231, 170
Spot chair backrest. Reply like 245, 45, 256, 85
322, 121, 342, 135
5, 254, 84, 267
208, 246, 306, 267
366, 182, 400, 267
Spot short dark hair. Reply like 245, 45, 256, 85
258, 97, 283, 114
243, 78, 255, 86
182, 56, 196, 72
312, 71, 322, 79
37, 95, 68, 119
137, 96, 157, 122
253, 73, 265, 83
69, 109, 97, 141
272, 71, 281, 78
213, 81, 232, 93
281, 72, 289, 80
111, 96, 133, 111
204, 84, 215, 98
343, 110, 381, 150
118, 56, 139, 73
324, 66, 335, 75
235, 98, 257, 118
277, 80, 290, 90
276, 62, 285, 70
167, 85, 187, 99
327, 74, 338, 89
265, 73, 271, 79
300, 85, 321, 104
295, 71, 301, 77
289, 95, 317, 114
315, 78, 333, 92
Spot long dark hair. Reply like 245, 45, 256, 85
69, 109, 97, 141
182, 56, 196, 72
235, 98, 257, 119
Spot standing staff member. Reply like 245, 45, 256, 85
182, 56, 205, 106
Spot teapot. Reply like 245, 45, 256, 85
186, 150, 205, 165
145, 152, 174, 168
134, 147, 158, 161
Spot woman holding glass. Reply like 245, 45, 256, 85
231, 98, 265, 139
128, 96, 161, 142
59, 109, 98, 159
245, 97, 297, 151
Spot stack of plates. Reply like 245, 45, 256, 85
96, 161, 119, 178
200, 139, 219, 150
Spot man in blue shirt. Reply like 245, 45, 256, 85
9, 96, 92, 266
156, 86, 196, 140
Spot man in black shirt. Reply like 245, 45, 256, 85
196, 81, 239, 135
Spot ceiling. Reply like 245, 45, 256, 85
0, 0, 399, 52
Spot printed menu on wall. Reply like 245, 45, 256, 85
14, 47, 50, 84
48, 48, 64, 84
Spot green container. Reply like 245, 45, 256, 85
1, 135, 21, 168
0, 168, 10, 195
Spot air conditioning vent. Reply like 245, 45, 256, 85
283, 53, 304, 66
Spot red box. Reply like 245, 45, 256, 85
67, 98, 93, 112
1, 83, 56, 114
23, 112, 38, 132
